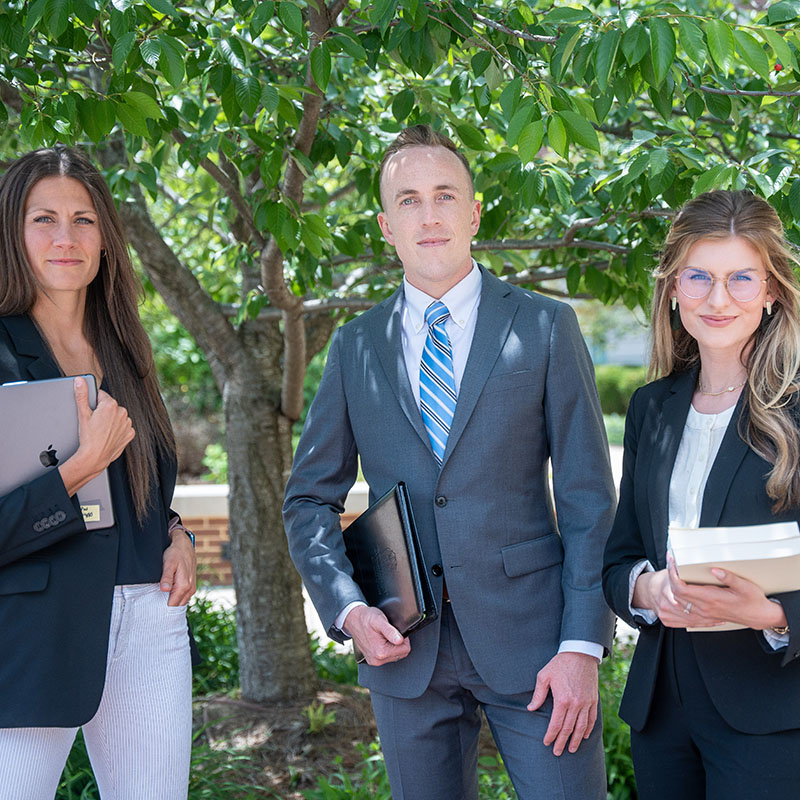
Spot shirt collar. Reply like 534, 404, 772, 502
403, 260, 482, 334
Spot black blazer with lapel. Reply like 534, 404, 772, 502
0, 314, 178, 728
603, 368, 800, 735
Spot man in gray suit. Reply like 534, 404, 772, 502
284, 125, 616, 799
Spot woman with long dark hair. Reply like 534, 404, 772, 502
0, 146, 196, 799
603, 190, 800, 799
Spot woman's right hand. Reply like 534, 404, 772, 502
58, 377, 135, 496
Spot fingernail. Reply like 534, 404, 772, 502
161, 583, 171, 590
711, 568, 725, 579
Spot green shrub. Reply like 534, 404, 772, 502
600, 641, 637, 799
188, 593, 240, 695
310, 633, 359, 685
595, 365, 648, 416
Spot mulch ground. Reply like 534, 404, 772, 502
195, 680, 501, 798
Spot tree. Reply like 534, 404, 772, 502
3, 0, 800, 701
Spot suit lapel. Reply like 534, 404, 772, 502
367, 288, 432, 454
647, 369, 696, 567
442, 268, 516, 467
699, 392, 749, 527
1, 315, 60, 381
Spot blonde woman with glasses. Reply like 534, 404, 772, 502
603, 190, 800, 800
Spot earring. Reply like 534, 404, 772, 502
670, 298, 682, 331
766, 300, 772, 316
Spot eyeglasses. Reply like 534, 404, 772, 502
678, 268, 768, 303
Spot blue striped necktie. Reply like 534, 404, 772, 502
420, 300, 457, 465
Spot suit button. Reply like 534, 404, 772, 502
435, 495, 447, 507
431, 564, 443, 577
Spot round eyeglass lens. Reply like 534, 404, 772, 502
678, 269, 763, 302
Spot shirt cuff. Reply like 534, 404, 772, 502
629, 559, 658, 624
334, 601, 367, 636
558, 640, 604, 663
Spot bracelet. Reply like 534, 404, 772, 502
168, 518, 196, 549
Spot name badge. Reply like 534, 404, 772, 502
81, 504, 101, 523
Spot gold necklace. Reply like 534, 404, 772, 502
698, 373, 747, 396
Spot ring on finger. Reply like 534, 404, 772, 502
684, 601, 693, 615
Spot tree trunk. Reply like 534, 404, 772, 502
223, 322, 317, 701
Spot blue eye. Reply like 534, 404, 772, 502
685, 269, 711, 282
730, 271, 753, 283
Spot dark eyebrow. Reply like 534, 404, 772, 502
26, 207, 97, 215
393, 184, 461, 201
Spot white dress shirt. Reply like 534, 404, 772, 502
339, 263, 604, 661
629, 403, 787, 648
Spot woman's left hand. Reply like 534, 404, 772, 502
668, 556, 785, 630
160, 528, 197, 607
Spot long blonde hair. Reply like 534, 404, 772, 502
651, 190, 800, 512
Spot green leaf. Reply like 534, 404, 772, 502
693, 164, 726, 195
455, 123, 486, 151
677, 17, 707, 69
44, 0, 72, 39
261, 84, 279, 113
336, 31, 367, 61
543, 7, 592, 23
78, 97, 116, 143
622, 23, 649, 66
25, 0, 48, 35
705, 91, 731, 121
219, 38, 247, 70
146, 0, 180, 17
760, 28, 794, 75
552, 27, 582, 81
566, 263, 581, 296
517, 120, 544, 164
548, 115, 568, 158
649, 17, 675, 87
158, 34, 185, 88
584, 265, 607, 298
115, 100, 150, 137
788, 178, 800, 221
559, 110, 600, 152
498, 77, 522, 121
470, 50, 491, 77
506, 100, 536, 147
278, 1, 304, 37
594, 29, 621, 92
391, 88, 415, 122
112, 31, 136, 71
139, 38, 162, 67
648, 80, 673, 122
767, 0, 800, 24
685, 91, 705, 121
250, 0, 274, 37
122, 90, 163, 119
734, 30, 770, 81
705, 19, 735, 73
310, 41, 331, 92
235, 75, 261, 116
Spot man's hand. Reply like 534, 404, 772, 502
527, 651, 599, 756
160, 528, 197, 607
344, 605, 411, 666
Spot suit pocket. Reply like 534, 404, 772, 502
0, 560, 50, 595
482, 369, 537, 395
501, 533, 563, 578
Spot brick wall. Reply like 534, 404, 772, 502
173, 483, 369, 586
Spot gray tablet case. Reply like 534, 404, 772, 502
0, 375, 115, 530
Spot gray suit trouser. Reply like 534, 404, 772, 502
369, 604, 606, 800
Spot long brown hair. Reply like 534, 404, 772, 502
651, 190, 800, 512
0, 146, 175, 520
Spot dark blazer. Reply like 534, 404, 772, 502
285, 267, 617, 700
603, 368, 800, 735
0, 314, 178, 728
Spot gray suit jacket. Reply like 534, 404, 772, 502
284, 267, 616, 699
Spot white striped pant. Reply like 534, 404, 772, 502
0, 583, 193, 800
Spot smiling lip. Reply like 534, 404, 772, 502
701, 315, 737, 327
417, 238, 449, 247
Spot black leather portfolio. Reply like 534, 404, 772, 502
343, 482, 438, 639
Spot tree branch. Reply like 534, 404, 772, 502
471, 10, 558, 43
171, 130, 265, 249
